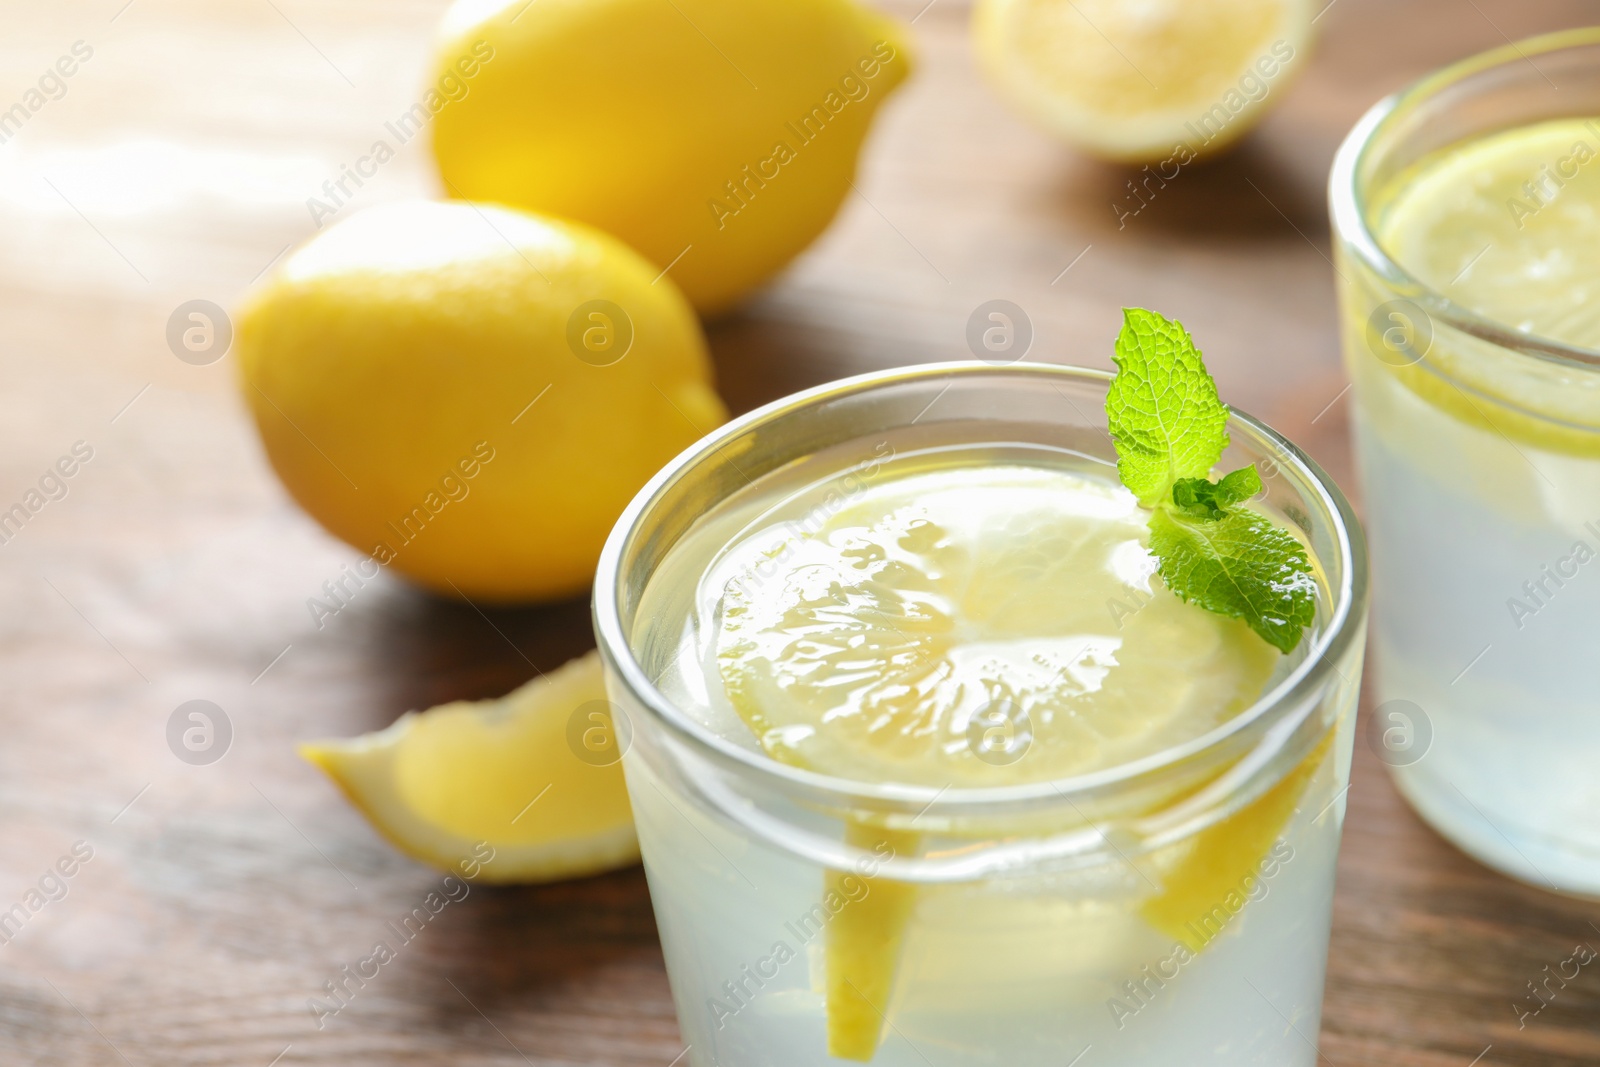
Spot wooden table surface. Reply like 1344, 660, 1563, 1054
4, 0, 1599, 1064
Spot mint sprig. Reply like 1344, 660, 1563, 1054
1106, 308, 1316, 654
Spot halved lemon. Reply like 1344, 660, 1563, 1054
301, 651, 638, 884
972, 0, 1313, 161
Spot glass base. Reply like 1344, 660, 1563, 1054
1389, 763, 1600, 899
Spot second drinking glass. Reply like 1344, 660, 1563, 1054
1331, 28, 1600, 895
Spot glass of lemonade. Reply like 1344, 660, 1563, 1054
1331, 29, 1600, 895
594, 363, 1366, 1065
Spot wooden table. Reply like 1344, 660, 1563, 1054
4, 0, 1598, 1063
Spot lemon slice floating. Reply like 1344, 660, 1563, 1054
972, 0, 1312, 161
301, 651, 638, 884
1363, 118, 1600, 458
1379, 119, 1600, 351
715, 464, 1278, 788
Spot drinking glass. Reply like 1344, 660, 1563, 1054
594, 363, 1367, 1065
1330, 29, 1600, 895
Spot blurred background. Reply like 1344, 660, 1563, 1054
3, 1, 1600, 1064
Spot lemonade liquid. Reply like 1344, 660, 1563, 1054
1346, 117, 1600, 892
625, 434, 1353, 1066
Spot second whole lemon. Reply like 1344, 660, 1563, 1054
429, 0, 914, 317
236, 199, 726, 604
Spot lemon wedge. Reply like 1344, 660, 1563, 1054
824, 824, 921, 1061
972, 0, 1312, 161
1141, 732, 1331, 951
301, 651, 638, 884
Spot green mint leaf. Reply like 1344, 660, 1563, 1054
1104, 309, 1315, 653
1147, 508, 1317, 654
1105, 308, 1230, 507
1172, 465, 1262, 520
1213, 465, 1263, 506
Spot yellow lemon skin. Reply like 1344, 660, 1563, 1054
429, 0, 914, 316
301, 650, 639, 884
236, 200, 727, 604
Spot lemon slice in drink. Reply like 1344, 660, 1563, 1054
1365, 118, 1600, 457
715, 464, 1278, 788
1141, 731, 1331, 951
711, 461, 1281, 1058
824, 823, 921, 1062
972, 0, 1313, 161
301, 651, 638, 884
1380, 120, 1600, 349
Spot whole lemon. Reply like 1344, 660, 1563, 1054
236, 200, 726, 604
429, 0, 913, 317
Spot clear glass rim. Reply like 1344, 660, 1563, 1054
592, 361, 1367, 814
1329, 25, 1600, 372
